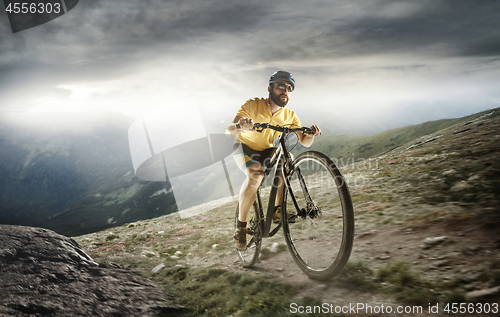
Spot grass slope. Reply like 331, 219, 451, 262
297, 110, 495, 164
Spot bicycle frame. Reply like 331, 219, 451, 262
255, 126, 314, 238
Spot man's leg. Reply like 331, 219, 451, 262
275, 152, 293, 207
238, 163, 264, 222
234, 163, 263, 250
273, 153, 295, 223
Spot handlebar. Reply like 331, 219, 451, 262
253, 122, 317, 135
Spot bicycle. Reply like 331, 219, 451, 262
235, 123, 355, 280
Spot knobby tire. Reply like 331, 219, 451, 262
282, 151, 354, 280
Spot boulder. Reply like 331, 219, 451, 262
0, 225, 184, 316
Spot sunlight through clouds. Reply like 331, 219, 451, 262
1, 0, 499, 135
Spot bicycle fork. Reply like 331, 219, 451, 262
286, 164, 320, 220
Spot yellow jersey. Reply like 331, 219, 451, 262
235, 98, 301, 151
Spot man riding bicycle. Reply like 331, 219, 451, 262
225, 70, 321, 250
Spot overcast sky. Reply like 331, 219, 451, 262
1, 0, 499, 133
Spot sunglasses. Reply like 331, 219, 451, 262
274, 82, 294, 92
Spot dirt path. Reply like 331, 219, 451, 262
185, 215, 500, 316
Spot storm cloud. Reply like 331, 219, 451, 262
1, 0, 499, 131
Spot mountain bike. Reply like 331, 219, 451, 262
235, 123, 354, 280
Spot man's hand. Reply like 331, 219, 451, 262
309, 125, 321, 136
298, 124, 321, 147
225, 115, 255, 136
238, 118, 255, 131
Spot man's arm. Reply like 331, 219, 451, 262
297, 125, 321, 147
225, 116, 255, 136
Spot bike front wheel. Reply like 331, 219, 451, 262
235, 201, 262, 267
282, 151, 354, 280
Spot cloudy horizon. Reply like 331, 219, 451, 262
1, 0, 499, 134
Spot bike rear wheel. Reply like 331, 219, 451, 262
282, 151, 354, 280
235, 201, 262, 267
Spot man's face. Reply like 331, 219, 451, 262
270, 82, 292, 107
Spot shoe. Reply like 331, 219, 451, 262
273, 206, 296, 224
233, 227, 247, 250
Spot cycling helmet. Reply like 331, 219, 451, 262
269, 70, 295, 91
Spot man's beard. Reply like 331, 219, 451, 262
270, 90, 288, 107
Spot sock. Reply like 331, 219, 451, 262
237, 220, 247, 228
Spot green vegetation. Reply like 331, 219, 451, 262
377, 262, 437, 305
155, 267, 329, 317
336, 261, 379, 291
300, 114, 482, 165
335, 260, 500, 307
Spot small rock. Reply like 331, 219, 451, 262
141, 250, 156, 258
468, 174, 480, 181
450, 181, 472, 192
423, 236, 448, 249
157, 231, 164, 234
357, 230, 377, 238
436, 260, 451, 267
461, 273, 482, 283
442, 169, 456, 176
276, 268, 284, 272
152, 263, 165, 273
466, 286, 500, 300
270, 243, 279, 253
175, 251, 183, 256
465, 282, 482, 291
438, 252, 460, 260
212, 244, 218, 249
467, 245, 482, 252
378, 255, 391, 260
170, 255, 179, 260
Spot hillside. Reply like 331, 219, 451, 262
296, 112, 483, 164
74, 107, 500, 316
1, 108, 498, 238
